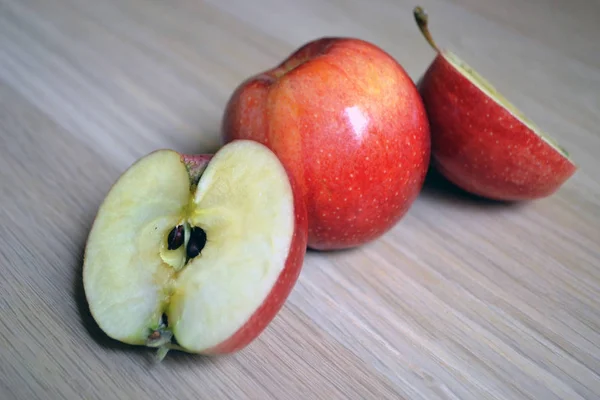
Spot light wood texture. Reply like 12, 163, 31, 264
1, 0, 599, 399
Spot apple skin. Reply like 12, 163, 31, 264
417, 54, 577, 201
221, 38, 431, 250
201, 154, 308, 354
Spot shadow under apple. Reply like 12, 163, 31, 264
418, 164, 526, 210
307, 245, 364, 256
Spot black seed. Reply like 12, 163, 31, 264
186, 227, 207, 259
167, 225, 184, 250
187, 242, 200, 258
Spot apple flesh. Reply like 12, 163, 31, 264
82, 140, 308, 358
221, 37, 430, 250
414, 6, 576, 201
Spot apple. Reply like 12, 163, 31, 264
82, 140, 308, 360
221, 37, 430, 250
414, 6, 577, 200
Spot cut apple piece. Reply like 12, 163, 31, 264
414, 6, 577, 200
82, 140, 308, 358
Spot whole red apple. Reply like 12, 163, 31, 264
221, 37, 430, 250
414, 7, 576, 201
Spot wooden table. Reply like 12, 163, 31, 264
1, 0, 599, 399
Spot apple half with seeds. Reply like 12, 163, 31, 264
82, 140, 308, 359
414, 6, 577, 201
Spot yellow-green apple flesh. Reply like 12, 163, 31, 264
414, 7, 576, 201
82, 140, 308, 359
221, 37, 431, 250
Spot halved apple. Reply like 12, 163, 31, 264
414, 6, 577, 201
82, 140, 308, 359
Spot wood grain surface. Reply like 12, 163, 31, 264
1, 0, 599, 399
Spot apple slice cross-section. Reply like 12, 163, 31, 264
82, 140, 308, 358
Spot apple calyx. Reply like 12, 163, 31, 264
145, 315, 174, 361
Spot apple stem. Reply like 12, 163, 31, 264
147, 328, 173, 348
413, 6, 440, 52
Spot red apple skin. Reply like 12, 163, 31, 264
202, 162, 308, 354
418, 54, 577, 201
221, 38, 431, 250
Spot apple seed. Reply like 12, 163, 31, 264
186, 227, 207, 259
167, 225, 185, 250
